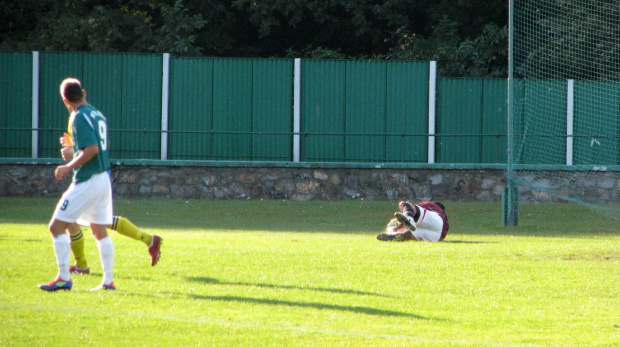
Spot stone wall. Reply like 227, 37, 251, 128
1, 164, 618, 203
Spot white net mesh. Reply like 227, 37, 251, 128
512, 0, 619, 219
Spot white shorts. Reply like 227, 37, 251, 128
412, 209, 444, 242
52, 171, 113, 226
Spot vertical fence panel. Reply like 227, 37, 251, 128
437, 78, 483, 163
82, 53, 124, 159
212, 58, 253, 160
481, 79, 508, 163
301, 60, 346, 161
0, 53, 32, 157
252, 59, 293, 161
345, 61, 387, 162
169, 57, 214, 160
385, 61, 429, 162
520, 80, 566, 164
574, 81, 620, 165
119, 54, 162, 159
39, 52, 84, 158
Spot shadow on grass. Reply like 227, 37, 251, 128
441, 240, 496, 244
0, 235, 45, 243
183, 293, 431, 319
187, 276, 395, 298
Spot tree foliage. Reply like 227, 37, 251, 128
0, 0, 508, 77
0, 0, 205, 55
515, 0, 620, 80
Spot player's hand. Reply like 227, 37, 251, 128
60, 133, 73, 148
61, 147, 73, 161
55, 165, 72, 180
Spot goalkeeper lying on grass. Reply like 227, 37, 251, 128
377, 200, 449, 242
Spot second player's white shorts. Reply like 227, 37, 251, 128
412, 209, 444, 242
52, 171, 113, 226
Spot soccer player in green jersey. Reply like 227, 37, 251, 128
39, 78, 116, 291
60, 128, 162, 272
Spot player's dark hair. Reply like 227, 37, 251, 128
60, 78, 84, 103
434, 202, 445, 212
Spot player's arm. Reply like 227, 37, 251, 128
55, 144, 99, 180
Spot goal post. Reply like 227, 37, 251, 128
504, 0, 518, 226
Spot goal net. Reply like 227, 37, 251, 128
510, 0, 620, 221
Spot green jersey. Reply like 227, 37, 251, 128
68, 105, 110, 183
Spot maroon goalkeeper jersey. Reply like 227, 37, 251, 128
418, 201, 449, 241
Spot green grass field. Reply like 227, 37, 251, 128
1, 197, 619, 346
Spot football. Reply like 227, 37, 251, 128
385, 218, 407, 234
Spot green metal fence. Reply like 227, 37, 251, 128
300, 60, 430, 163
169, 57, 294, 161
27, 52, 163, 160
1, 51, 615, 167
436, 78, 507, 164
0, 52, 32, 158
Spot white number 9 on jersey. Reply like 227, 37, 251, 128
98, 120, 107, 151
